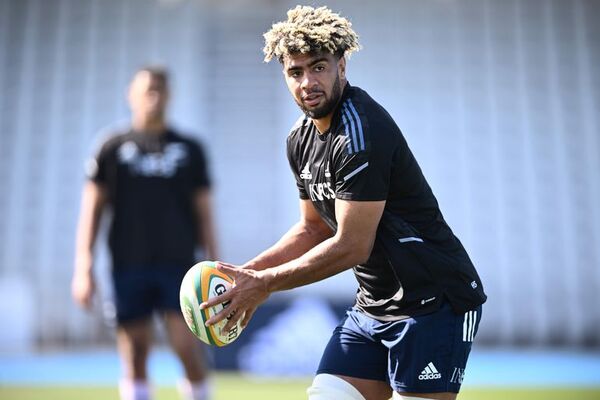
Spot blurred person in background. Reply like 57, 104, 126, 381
203, 6, 486, 400
71, 66, 217, 400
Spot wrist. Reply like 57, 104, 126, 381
242, 261, 260, 270
258, 268, 276, 294
75, 254, 93, 274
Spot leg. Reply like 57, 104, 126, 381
112, 268, 157, 400
384, 304, 483, 399
116, 318, 153, 400
311, 309, 392, 400
336, 375, 392, 400
393, 392, 456, 400
308, 373, 391, 400
158, 265, 211, 400
164, 311, 209, 381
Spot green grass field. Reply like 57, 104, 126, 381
1, 374, 599, 400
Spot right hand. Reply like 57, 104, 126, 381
71, 259, 95, 309
201, 262, 271, 332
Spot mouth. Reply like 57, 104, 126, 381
302, 92, 323, 107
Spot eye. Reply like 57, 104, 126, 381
314, 64, 326, 72
289, 70, 302, 78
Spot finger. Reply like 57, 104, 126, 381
200, 290, 234, 310
241, 308, 256, 328
222, 309, 243, 332
82, 295, 93, 310
73, 295, 85, 308
216, 261, 237, 269
78, 297, 92, 311
215, 262, 239, 276
205, 304, 236, 326
73, 288, 92, 310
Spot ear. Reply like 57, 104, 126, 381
338, 57, 347, 80
126, 84, 134, 108
127, 73, 138, 105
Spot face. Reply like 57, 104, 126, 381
283, 51, 346, 120
128, 71, 169, 119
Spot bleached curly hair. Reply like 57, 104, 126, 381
263, 5, 360, 63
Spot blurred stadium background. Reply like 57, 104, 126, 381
0, 0, 599, 397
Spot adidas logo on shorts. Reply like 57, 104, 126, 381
418, 362, 441, 380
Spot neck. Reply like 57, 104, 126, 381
313, 116, 332, 134
131, 114, 166, 135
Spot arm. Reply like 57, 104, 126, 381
243, 199, 334, 271
71, 181, 107, 309
194, 188, 219, 261
264, 199, 384, 291
204, 198, 385, 330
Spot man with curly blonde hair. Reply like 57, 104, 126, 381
203, 6, 486, 400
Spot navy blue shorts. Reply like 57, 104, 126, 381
317, 302, 482, 394
112, 265, 189, 324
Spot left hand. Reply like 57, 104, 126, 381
200, 262, 270, 332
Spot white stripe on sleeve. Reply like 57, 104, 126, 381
343, 162, 369, 181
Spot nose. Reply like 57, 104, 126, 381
300, 71, 316, 91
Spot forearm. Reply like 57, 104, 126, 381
263, 233, 370, 292
74, 231, 97, 272
74, 182, 105, 274
244, 220, 332, 271
203, 200, 384, 330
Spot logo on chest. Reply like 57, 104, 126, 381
118, 141, 188, 178
309, 182, 336, 201
301, 162, 336, 201
300, 162, 312, 180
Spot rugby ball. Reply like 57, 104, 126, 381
179, 261, 243, 346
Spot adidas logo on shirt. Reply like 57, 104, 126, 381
300, 162, 312, 180
418, 362, 441, 380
